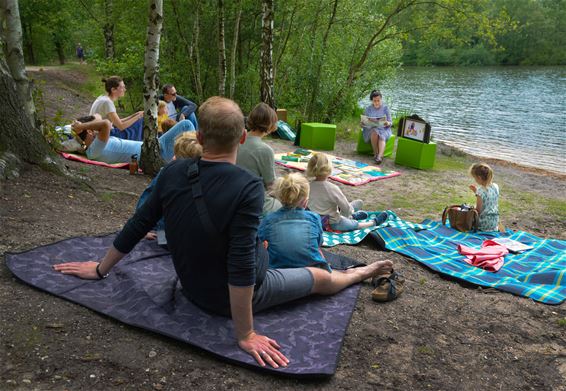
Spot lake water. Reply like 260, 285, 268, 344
375, 66, 566, 174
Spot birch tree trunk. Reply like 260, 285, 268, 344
217, 0, 226, 96
229, 0, 242, 99
103, 0, 115, 59
1, 0, 37, 128
140, 0, 163, 177
260, 0, 275, 108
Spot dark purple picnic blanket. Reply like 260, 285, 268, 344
5, 234, 362, 377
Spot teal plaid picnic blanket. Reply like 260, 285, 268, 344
375, 219, 566, 305
322, 211, 431, 247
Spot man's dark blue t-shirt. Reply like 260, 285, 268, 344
113, 158, 266, 315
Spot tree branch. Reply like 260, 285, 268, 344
76, 0, 100, 23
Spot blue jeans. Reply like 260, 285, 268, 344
136, 173, 165, 231
330, 216, 360, 231
158, 119, 195, 161
178, 109, 199, 129
110, 118, 144, 141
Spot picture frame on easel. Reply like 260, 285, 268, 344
397, 115, 432, 143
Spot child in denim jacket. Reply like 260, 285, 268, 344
258, 173, 331, 271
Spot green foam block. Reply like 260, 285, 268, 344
394, 137, 436, 169
299, 123, 336, 151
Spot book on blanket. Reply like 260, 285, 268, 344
491, 238, 534, 253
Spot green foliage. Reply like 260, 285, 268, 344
20, 0, 564, 126
31, 79, 65, 150
94, 42, 145, 111
401, 0, 565, 66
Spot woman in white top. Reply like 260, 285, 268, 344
90, 76, 144, 140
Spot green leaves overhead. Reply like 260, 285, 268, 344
17, 0, 563, 122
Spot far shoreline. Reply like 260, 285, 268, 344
435, 141, 566, 180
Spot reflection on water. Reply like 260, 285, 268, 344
376, 66, 566, 174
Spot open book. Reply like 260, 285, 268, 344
492, 238, 534, 253
360, 115, 386, 128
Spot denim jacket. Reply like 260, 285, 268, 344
258, 207, 330, 271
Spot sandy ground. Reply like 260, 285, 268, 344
0, 66, 564, 390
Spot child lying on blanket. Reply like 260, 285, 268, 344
258, 173, 331, 271
306, 152, 387, 232
138, 132, 203, 241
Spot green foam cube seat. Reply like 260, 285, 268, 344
356, 130, 395, 157
394, 137, 436, 169
299, 123, 336, 150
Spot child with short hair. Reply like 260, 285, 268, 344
173, 131, 202, 159
307, 152, 387, 232
236, 102, 282, 215
469, 162, 500, 231
258, 173, 330, 271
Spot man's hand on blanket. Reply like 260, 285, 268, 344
53, 261, 99, 279
238, 331, 289, 368
145, 231, 157, 240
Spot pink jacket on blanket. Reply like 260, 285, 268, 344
457, 239, 508, 272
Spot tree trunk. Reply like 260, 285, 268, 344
306, 0, 338, 121
139, 0, 163, 177
171, 0, 203, 103
192, 1, 203, 102
22, 21, 36, 65
260, 0, 275, 108
54, 39, 65, 65
1, 0, 38, 128
103, 0, 115, 59
217, 0, 226, 96
0, 61, 50, 164
229, 0, 242, 99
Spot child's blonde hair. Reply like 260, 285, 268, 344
158, 100, 167, 113
174, 132, 202, 159
274, 173, 309, 208
306, 152, 332, 178
469, 162, 494, 186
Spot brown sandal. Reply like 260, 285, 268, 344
371, 271, 405, 302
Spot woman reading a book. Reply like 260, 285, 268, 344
361, 90, 392, 164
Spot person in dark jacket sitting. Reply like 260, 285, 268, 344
159, 84, 198, 129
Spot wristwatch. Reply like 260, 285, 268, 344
95, 263, 109, 279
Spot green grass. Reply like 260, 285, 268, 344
416, 345, 434, 355
546, 199, 566, 221
61, 63, 101, 98
558, 318, 566, 327
335, 117, 361, 141
99, 192, 114, 202
433, 154, 470, 171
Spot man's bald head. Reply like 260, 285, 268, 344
198, 97, 245, 153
